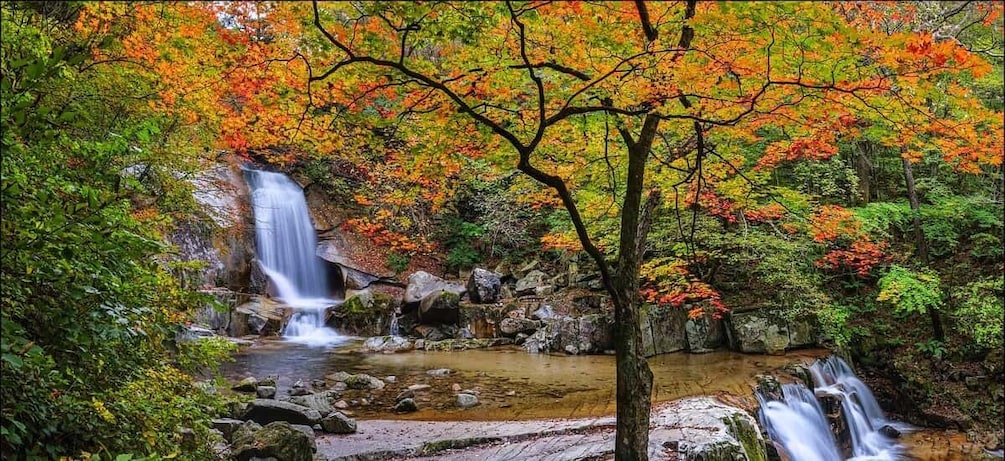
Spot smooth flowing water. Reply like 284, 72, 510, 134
758, 356, 908, 461
244, 168, 343, 346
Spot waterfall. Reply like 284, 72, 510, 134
244, 168, 343, 346
758, 356, 907, 461
389, 314, 400, 336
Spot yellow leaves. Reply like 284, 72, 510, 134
91, 398, 115, 423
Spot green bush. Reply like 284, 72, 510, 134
952, 277, 1004, 350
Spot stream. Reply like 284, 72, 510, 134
221, 337, 827, 421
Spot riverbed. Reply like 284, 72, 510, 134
220, 337, 826, 421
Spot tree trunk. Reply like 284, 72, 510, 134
855, 142, 872, 205
612, 283, 653, 460
611, 115, 660, 460
902, 156, 944, 340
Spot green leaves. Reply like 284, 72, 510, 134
877, 265, 943, 316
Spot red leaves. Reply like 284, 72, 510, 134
809, 205, 890, 277
816, 240, 892, 278
641, 281, 728, 320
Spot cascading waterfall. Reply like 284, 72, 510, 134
758, 356, 908, 461
244, 168, 343, 346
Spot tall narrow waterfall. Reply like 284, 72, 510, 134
244, 168, 342, 346
758, 356, 907, 461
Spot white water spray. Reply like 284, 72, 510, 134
758, 356, 909, 461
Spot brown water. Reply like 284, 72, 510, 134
220, 338, 826, 421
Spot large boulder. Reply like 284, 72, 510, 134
327, 290, 397, 336
787, 315, 818, 348
240, 399, 323, 426
514, 270, 548, 296
650, 397, 767, 461
728, 310, 790, 354
640, 307, 689, 357
466, 268, 502, 304
418, 290, 461, 325
523, 314, 613, 354
685, 313, 725, 353
231, 296, 289, 336
231, 421, 315, 461
404, 271, 466, 305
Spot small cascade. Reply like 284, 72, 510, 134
245, 168, 343, 346
758, 356, 907, 461
389, 314, 400, 336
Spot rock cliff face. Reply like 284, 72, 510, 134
168, 162, 255, 293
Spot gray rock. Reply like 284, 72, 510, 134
685, 314, 724, 353
414, 324, 448, 341
232, 377, 258, 392
879, 424, 901, 438
499, 318, 541, 336
241, 399, 323, 426
408, 384, 432, 391
320, 411, 357, 434
344, 374, 385, 390
394, 398, 418, 413
639, 307, 689, 357
360, 335, 414, 353
426, 368, 452, 376
326, 371, 352, 383
288, 390, 341, 416
289, 380, 311, 397
256, 386, 277, 399
650, 397, 767, 461
513, 260, 539, 280
523, 315, 613, 354
467, 268, 502, 304
233, 296, 289, 336
530, 305, 558, 320
729, 310, 790, 354
404, 271, 466, 305
289, 424, 318, 451
534, 285, 555, 296
211, 418, 245, 442
231, 421, 315, 461
395, 389, 415, 403
787, 315, 818, 348
514, 270, 548, 296
418, 290, 461, 325
455, 393, 479, 408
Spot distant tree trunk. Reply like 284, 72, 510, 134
902, 156, 944, 340
855, 142, 872, 204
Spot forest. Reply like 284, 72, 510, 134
1, 1, 1002, 460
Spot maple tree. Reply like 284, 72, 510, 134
286, 1, 1003, 457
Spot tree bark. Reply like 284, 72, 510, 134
902, 156, 944, 340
